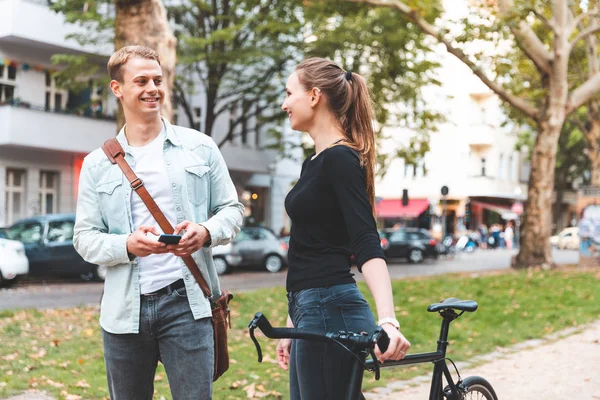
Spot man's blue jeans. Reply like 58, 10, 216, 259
287, 283, 376, 400
102, 284, 214, 400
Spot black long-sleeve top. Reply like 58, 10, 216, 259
284, 145, 385, 292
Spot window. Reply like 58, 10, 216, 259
45, 72, 68, 111
5, 169, 26, 226
481, 158, 487, 177
508, 154, 514, 181
193, 107, 202, 131
47, 220, 74, 243
40, 171, 59, 215
389, 231, 407, 243
0, 64, 17, 103
54, 93, 63, 111
498, 153, 504, 180
7, 222, 43, 244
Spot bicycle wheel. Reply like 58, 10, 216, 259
459, 376, 498, 400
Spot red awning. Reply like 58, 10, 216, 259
376, 199, 430, 218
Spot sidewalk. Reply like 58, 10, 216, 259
366, 319, 600, 399
3, 319, 599, 400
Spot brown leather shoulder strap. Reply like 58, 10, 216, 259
101, 137, 213, 298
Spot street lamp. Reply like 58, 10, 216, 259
441, 185, 449, 240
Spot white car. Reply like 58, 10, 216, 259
550, 227, 580, 250
0, 237, 29, 286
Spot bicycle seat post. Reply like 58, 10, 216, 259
436, 309, 459, 354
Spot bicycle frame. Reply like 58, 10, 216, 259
346, 309, 463, 400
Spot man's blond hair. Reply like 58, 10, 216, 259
107, 45, 161, 83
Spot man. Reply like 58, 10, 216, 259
74, 45, 244, 399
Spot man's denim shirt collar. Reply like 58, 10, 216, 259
116, 118, 183, 154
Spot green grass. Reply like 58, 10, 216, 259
1, 267, 599, 399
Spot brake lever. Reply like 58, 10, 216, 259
370, 327, 386, 380
248, 313, 264, 362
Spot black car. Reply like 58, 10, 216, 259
5, 213, 105, 281
379, 228, 438, 263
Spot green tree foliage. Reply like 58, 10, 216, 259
301, 0, 443, 174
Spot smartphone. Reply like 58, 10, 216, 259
158, 234, 182, 245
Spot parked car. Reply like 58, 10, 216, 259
379, 228, 438, 263
550, 227, 580, 250
0, 237, 29, 286
212, 227, 288, 275
5, 213, 105, 281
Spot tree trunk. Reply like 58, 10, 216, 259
205, 86, 218, 137
514, 117, 563, 269
114, 0, 177, 130
586, 114, 600, 187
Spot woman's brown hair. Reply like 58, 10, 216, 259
295, 57, 377, 213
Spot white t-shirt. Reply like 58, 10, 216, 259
129, 126, 183, 294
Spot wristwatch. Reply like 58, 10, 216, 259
377, 317, 400, 330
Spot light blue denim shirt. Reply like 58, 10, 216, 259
74, 120, 244, 334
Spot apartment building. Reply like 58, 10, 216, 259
375, 43, 577, 237
0, 0, 300, 233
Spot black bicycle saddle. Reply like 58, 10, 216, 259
427, 297, 478, 313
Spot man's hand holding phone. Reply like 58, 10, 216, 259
167, 220, 211, 257
126, 225, 171, 257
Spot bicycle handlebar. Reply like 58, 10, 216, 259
248, 312, 390, 379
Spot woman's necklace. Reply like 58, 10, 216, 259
312, 137, 346, 160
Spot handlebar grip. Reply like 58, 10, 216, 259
376, 328, 390, 353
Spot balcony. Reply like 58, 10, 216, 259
465, 124, 495, 154
0, 0, 112, 57
0, 103, 116, 154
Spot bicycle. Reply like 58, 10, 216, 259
248, 297, 498, 400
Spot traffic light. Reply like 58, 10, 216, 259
402, 189, 409, 207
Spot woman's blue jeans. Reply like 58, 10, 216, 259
287, 283, 376, 400
102, 285, 214, 400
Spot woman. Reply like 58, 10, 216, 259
276, 58, 411, 399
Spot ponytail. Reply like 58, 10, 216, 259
296, 58, 377, 213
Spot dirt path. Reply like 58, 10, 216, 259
366, 319, 600, 399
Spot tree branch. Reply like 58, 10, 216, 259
497, 0, 553, 75
567, 72, 600, 114
569, 23, 600, 49
345, 0, 539, 120
568, 7, 600, 34
174, 81, 196, 129
527, 8, 555, 33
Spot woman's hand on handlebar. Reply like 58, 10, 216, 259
276, 314, 294, 370
276, 338, 292, 370
375, 325, 410, 363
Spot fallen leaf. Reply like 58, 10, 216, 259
75, 379, 91, 388
2, 353, 19, 361
244, 382, 256, 398
83, 328, 94, 337
231, 379, 248, 389
29, 348, 47, 359
46, 379, 64, 388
